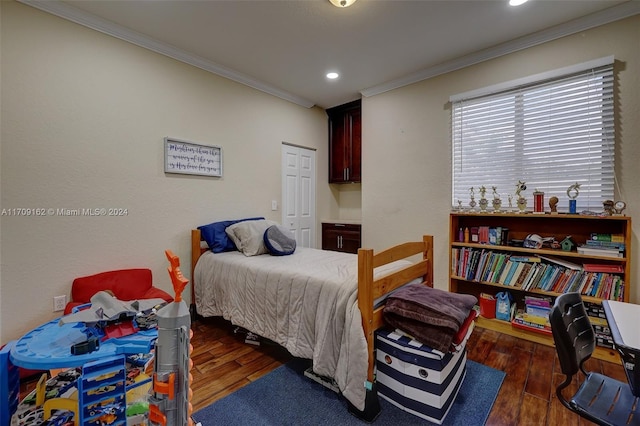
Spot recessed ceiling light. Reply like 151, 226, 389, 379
329, 0, 357, 8
326, 72, 339, 79
509, 0, 528, 6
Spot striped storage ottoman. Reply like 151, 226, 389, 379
375, 329, 467, 424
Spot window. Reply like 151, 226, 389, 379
451, 57, 615, 212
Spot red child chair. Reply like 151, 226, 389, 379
64, 268, 173, 315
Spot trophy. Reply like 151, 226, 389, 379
613, 201, 627, 216
566, 182, 580, 214
515, 180, 527, 213
491, 186, 502, 213
469, 187, 477, 212
478, 186, 489, 212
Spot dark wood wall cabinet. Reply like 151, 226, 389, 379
327, 99, 361, 184
322, 222, 361, 254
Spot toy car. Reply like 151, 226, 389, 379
126, 400, 149, 416
48, 409, 74, 426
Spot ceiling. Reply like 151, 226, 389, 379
21, 0, 640, 109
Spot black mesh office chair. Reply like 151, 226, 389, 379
549, 292, 640, 426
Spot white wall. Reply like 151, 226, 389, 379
0, 2, 329, 342
2, 2, 639, 345
362, 15, 640, 303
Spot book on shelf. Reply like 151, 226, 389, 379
513, 263, 532, 288
470, 227, 480, 243
538, 255, 582, 271
478, 226, 490, 244
512, 311, 552, 335
590, 233, 624, 243
522, 312, 550, 326
577, 245, 623, 258
490, 254, 508, 283
520, 263, 540, 290
488, 228, 499, 245
504, 260, 521, 285
497, 259, 513, 284
527, 264, 548, 291
583, 263, 624, 273
524, 295, 552, 308
515, 262, 534, 288
509, 255, 541, 263
585, 239, 625, 250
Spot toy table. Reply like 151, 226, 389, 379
5, 317, 156, 425
10, 317, 157, 370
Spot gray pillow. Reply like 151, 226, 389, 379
263, 225, 296, 256
225, 219, 278, 256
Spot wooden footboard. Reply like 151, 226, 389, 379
357, 235, 434, 383
190, 229, 434, 385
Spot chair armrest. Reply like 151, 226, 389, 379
143, 286, 174, 303
64, 302, 84, 315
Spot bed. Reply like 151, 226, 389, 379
190, 226, 433, 419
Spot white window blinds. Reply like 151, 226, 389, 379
451, 59, 615, 212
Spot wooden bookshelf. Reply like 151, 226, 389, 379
449, 212, 631, 363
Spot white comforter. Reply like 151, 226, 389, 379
194, 247, 370, 410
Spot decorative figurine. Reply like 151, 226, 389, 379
507, 194, 513, 211
567, 182, 580, 214
515, 180, 527, 213
549, 196, 559, 214
603, 200, 615, 216
560, 236, 575, 252
478, 186, 489, 212
491, 186, 502, 213
469, 187, 477, 212
613, 200, 627, 216
457, 200, 463, 211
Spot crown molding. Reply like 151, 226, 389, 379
361, 1, 640, 98
18, 0, 316, 108
18, 0, 640, 108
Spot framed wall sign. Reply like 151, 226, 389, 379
164, 137, 222, 177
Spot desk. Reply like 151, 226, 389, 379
602, 300, 640, 397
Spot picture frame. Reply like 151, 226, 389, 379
164, 137, 222, 177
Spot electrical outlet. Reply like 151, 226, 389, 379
53, 295, 66, 312
271, 200, 278, 211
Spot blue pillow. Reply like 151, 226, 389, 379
263, 225, 296, 256
198, 217, 264, 253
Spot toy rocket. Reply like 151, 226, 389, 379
149, 250, 194, 426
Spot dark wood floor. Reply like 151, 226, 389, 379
19, 316, 628, 425
190, 316, 628, 426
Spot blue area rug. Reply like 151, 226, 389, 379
193, 358, 505, 425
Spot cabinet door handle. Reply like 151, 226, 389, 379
346, 167, 349, 181
343, 169, 347, 181
338, 235, 343, 248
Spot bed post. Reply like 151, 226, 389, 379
424, 234, 434, 286
190, 229, 202, 321
349, 247, 381, 422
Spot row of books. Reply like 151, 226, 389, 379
460, 226, 507, 245
584, 301, 615, 349
451, 247, 625, 300
510, 295, 552, 335
579, 233, 626, 258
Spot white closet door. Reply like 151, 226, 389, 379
282, 144, 316, 248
